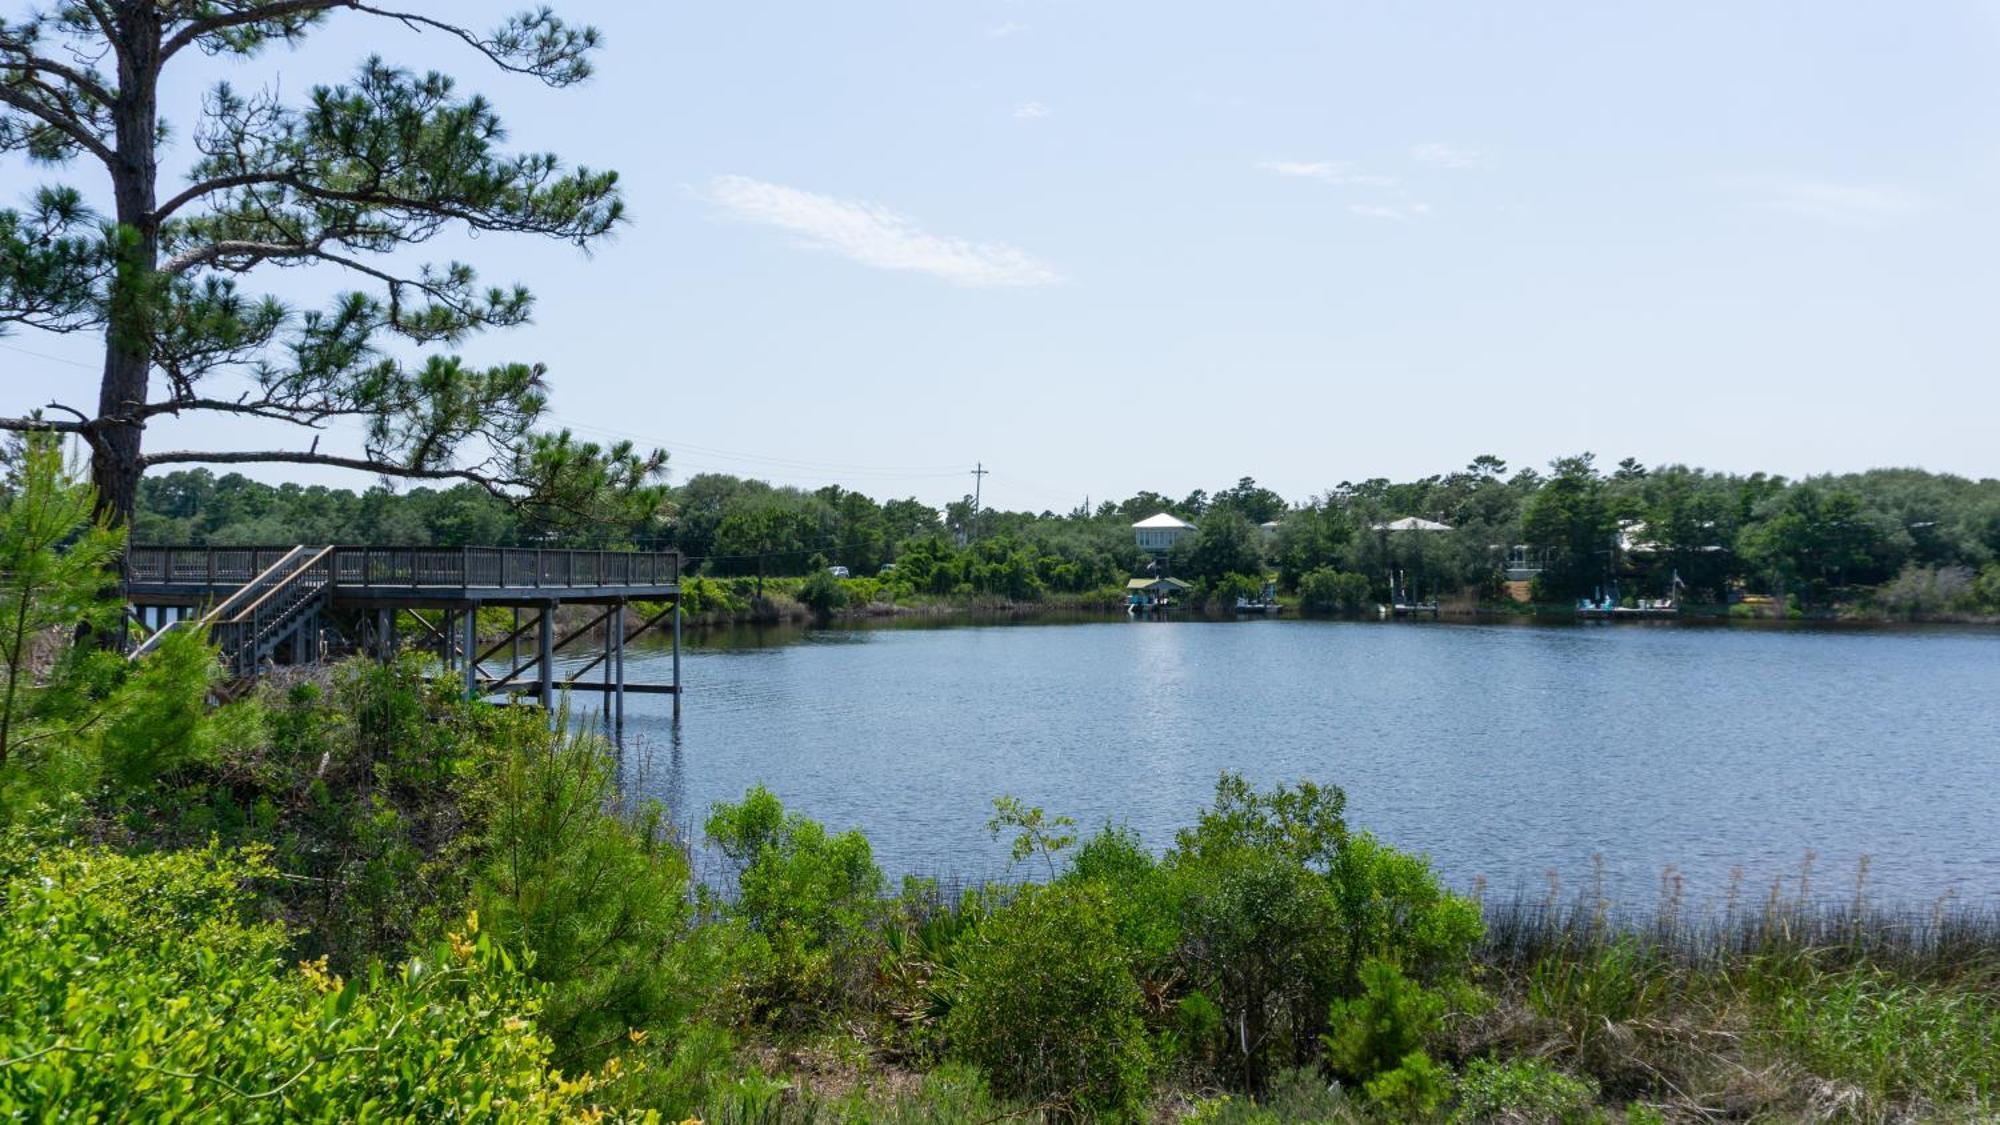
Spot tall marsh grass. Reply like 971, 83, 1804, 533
1463, 854, 2000, 1120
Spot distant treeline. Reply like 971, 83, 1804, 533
134, 455, 2000, 612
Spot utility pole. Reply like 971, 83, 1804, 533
969, 462, 990, 540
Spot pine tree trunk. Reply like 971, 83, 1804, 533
92, 352, 147, 529
93, 11, 162, 531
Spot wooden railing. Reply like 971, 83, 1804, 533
127, 546, 680, 591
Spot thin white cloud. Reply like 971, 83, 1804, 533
986, 21, 1027, 38
706, 175, 1061, 288
1013, 101, 1051, 121
1714, 173, 1926, 226
1256, 160, 1399, 188
1347, 202, 1432, 221
1260, 159, 1427, 219
1410, 142, 1485, 169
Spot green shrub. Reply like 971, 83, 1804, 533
236, 656, 488, 967
1165, 774, 1480, 1090
1175, 990, 1228, 1065
1297, 567, 1372, 614
798, 568, 850, 615
0, 840, 610, 1120
1452, 1057, 1600, 1123
1364, 1049, 1452, 1119
92, 625, 246, 789
945, 881, 1150, 1118
1972, 563, 2000, 613
474, 714, 708, 1066
1323, 959, 1445, 1082
1172, 772, 1349, 872
1175, 844, 1337, 1090
0, 436, 123, 801
1209, 572, 1264, 609
705, 785, 884, 1021
988, 794, 1077, 878
1183, 1066, 1358, 1123
1328, 832, 1484, 990
1067, 823, 1182, 971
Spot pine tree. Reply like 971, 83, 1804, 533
0, 434, 121, 765
0, 3, 662, 529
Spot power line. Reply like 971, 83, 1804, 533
544, 411, 968, 478
0, 339, 98, 371
0, 341, 1008, 497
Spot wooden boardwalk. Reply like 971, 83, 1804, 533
124, 545, 682, 726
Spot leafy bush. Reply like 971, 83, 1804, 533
1176, 844, 1337, 1090
474, 712, 710, 1066
0, 437, 122, 779
945, 881, 1150, 1118
0, 840, 611, 1120
1164, 774, 1481, 1090
93, 625, 249, 789
1208, 572, 1264, 609
1172, 772, 1349, 872
798, 568, 850, 615
1182, 1066, 1358, 1123
1452, 1057, 1600, 1124
706, 785, 884, 1020
202, 656, 490, 968
989, 794, 1077, 878
1328, 832, 1484, 990
1323, 959, 1446, 1082
1067, 823, 1184, 974
0, 439, 256, 817
1873, 563, 1978, 617
1364, 1049, 1452, 1119
1297, 567, 1372, 614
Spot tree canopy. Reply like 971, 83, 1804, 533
0, 1, 661, 529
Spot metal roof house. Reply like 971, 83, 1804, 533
1125, 576, 1193, 610
1370, 516, 1454, 532
1132, 512, 1196, 553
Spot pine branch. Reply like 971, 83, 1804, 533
161, 3, 599, 88
0, 37, 115, 106
139, 447, 522, 494
155, 171, 288, 221
0, 79, 113, 165
158, 0, 346, 60
0, 414, 86, 434
136, 395, 358, 425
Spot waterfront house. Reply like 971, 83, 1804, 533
1126, 576, 1193, 608
1133, 512, 1195, 553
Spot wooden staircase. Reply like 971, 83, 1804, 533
131, 545, 335, 678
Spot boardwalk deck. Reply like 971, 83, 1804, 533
124, 545, 682, 727
126, 545, 679, 605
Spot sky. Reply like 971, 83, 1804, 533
8, 0, 2000, 513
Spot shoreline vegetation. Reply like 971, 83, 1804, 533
5, 4, 1995, 1118
134, 456, 2000, 633
0, 446, 1993, 1121
531, 580, 2000, 645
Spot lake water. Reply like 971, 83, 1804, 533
583, 616, 2000, 909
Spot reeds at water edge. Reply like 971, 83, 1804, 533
1474, 850, 2000, 983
